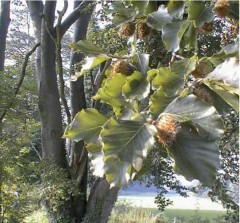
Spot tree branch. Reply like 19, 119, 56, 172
0, 43, 40, 123
55, 1, 71, 124
58, 0, 96, 38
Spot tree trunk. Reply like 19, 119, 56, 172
27, 1, 119, 222
0, 1, 10, 222
26, 0, 43, 82
84, 178, 119, 223
0, 1, 10, 71
68, 1, 93, 222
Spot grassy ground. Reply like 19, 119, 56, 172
24, 205, 227, 223
109, 201, 227, 223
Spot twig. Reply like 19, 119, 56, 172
55, 1, 71, 124
0, 43, 40, 123
58, 0, 96, 38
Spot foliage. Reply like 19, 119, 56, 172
65, 0, 239, 195
1, 0, 239, 222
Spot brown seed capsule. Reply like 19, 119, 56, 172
155, 115, 180, 147
118, 22, 135, 37
198, 22, 214, 34
192, 63, 213, 78
193, 85, 213, 104
136, 22, 151, 39
111, 60, 134, 77
214, 0, 230, 17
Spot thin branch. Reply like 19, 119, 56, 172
58, 0, 96, 38
0, 43, 40, 123
55, 1, 71, 124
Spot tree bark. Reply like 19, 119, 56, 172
68, 1, 93, 222
27, 1, 119, 222
0, 0, 10, 71
26, 0, 43, 82
83, 178, 119, 223
0, 1, 10, 221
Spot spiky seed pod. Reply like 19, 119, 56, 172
155, 115, 180, 147
136, 22, 151, 39
193, 85, 213, 104
118, 22, 135, 37
111, 60, 134, 77
214, 0, 230, 17
198, 22, 214, 34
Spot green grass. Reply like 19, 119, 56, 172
109, 201, 227, 223
164, 209, 226, 222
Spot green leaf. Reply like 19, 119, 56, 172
109, 1, 137, 25
188, 1, 214, 27
131, 0, 156, 15
146, 5, 173, 31
167, 123, 219, 186
100, 118, 157, 187
69, 40, 104, 55
171, 55, 197, 77
211, 43, 239, 63
122, 71, 150, 100
92, 74, 127, 114
163, 95, 224, 140
73, 56, 109, 79
63, 109, 108, 144
151, 67, 184, 96
180, 22, 197, 50
87, 143, 105, 177
162, 20, 190, 52
206, 58, 239, 88
203, 80, 239, 112
131, 54, 150, 76
147, 69, 158, 82
150, 87, 176, 117
167, 0, 185, 18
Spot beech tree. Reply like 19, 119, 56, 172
0, 0, 239, 223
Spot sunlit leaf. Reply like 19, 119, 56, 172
69, 40, 104, 55
87, 143, 105, 177
146, 5, 173, 31
203, 80, 239, 112
63, 109, 108, 144
151, 67, 184, 96
167, 123, 220, 186
206, 58, 239, 88
73, 56, 109, 79
211, 43, 239, 64
123, 71, 150, 100
163, 95, 224, 139
92, 73, 127, 114
167, 0, 185, 18
188, 1, 214, 27
100, 118, 157, 187
150, 87, 176, 117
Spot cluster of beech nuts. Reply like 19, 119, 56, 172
214, 0, 230, 17
155, 115, 180, 147
118, 21, 151, 39
111, 60, 134, 77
